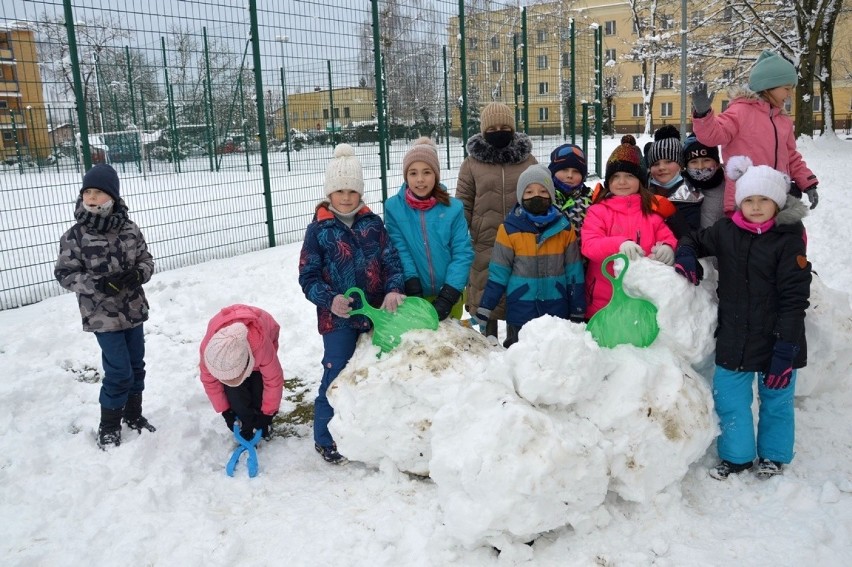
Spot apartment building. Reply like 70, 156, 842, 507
272, 87, 376, 139
0, 21, 51, 163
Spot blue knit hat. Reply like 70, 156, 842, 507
548, 143, 588, 180
81, 163, 120, 201
748, 50, 797, 93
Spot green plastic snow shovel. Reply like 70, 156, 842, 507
586, 253, 659, 348
344, 287, 439, 354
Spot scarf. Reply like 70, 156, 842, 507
74, 198, 129, 233
732, 210, 775, 234
523, 206, 561, 229
329, 203, 361, 227
404, 187, 437, 211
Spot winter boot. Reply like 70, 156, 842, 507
315, 443, 348, 465
122, 392, 156, 433
709, 459, 754, 480
98, 406, 124, 449
754, 458, 784, 479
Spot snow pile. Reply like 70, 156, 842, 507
329, 262, 721, 547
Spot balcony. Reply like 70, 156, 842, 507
0, 48, 13, 60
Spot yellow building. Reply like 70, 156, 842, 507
273, 86, 375, 138
0, 22, 51, 162
449, 0, 852, 135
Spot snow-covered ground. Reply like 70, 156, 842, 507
1, 134, 851, 565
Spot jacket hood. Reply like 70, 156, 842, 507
776, 194, 808, 226
466, 132, 534, 165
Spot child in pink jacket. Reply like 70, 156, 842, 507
692, 50, 819, 214
200, 304, 284, 441
581, 137, 678, 318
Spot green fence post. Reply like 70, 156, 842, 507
458, 0, 468, 154
161, 37, 180, 172
202, 27, 217, 172
63, 0, 91, 171
569, 19, 576, 144
248, 0, 275, 248
582, 102, 589, 160
327, 60, 336, 145
47, 104, 60, 172
10, 109, 23, 174
237, 75, 250, 172
280, 66, 291, 171
595, 26, 603, 178
370, 0, 389, 203
442, 45, 450, 168
513, 33, 520, 129
521, 8, 529, 134
125, 46, 142, 173
27, 106, 41, 172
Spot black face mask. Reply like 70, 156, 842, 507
484, 130, 514, 149
522, 196, 551, 216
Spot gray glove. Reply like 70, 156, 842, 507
619, 240, 645, 260
805, 186, 819, 210
650, 243, 675, 266
692, 82, 714, 116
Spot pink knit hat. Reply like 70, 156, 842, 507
204, 323, 255, 387
402, 137, 441, 185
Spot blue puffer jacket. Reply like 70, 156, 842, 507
298, 203, 404, 335
384, 183, 474, 296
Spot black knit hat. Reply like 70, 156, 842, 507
605, 135, 646, 187
81, 163, 120, 201
646, 125, 683, 167
682, 134, 720, 165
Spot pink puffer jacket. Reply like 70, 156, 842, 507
199, 304, 284, 415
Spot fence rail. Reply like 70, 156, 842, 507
0, 0, 603, 310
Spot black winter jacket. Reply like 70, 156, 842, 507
679, 196, 811, 372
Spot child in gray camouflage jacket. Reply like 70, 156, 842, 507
55, 164, 155, 449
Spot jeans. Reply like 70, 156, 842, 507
314, 327, 361, 448
713, 365, 797, 464
94, 324, 146, 410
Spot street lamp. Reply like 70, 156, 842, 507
276, 34, 292, 171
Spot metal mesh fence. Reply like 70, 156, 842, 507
0, 0, 602, 309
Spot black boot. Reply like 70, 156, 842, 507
122, 392, 156, 433
98, 406, 123, 449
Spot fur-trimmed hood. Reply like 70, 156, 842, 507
465, 132, 534, 165
776, 194, 808, 226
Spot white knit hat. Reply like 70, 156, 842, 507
726, 155, 790, 209
204, 323, 255, 387
324, 143, 364, 197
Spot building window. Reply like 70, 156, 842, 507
343, 107, 351, 118
661, 74, 674, 89
323, 109, 329, 120
537, 55, 548, 69
490, 35, 499, 49
469, 37, 478, 50
605, 77, 617, 91
561, 53, 570, 68
632, 76, 642, 91
692, 10, 705, 26
632, 103, 643, 118
722, 69, 735, 81
721, 100, 729, 111
493, 84, 502, 99
470, 61, 479, 75
536, 29, 547, 43
661, 102, 673, 117
538, 82, 549, 94
492, 60, 501, 73
539, 107, 549, 121
0, 100, 7, 109
605, 49, 616, 63
605, 20, 616, 35
660, 15, 674, 30
723, 3, 733, 22
610, 105, 616, 119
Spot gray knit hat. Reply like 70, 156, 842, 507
516, 164, 556, 203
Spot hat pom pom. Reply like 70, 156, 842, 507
412, 136, 436, 148
621, 134, 637, 145
654, 124, 681, 141
725, 155, 753, 181
334, 143, 356, 158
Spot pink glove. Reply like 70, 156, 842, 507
380, 292, 405, 313
330, 294, 353, 318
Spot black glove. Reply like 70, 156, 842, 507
805, 185, 819, 210
674, 245, 702, 286
764, 340, 799, 390
404, 278, 424, 298
119, 268, 144, 289
96, 274, 124, 296
692, 82, 714, 116
432, 285, 461, 321
255, 412, 275, 440
222, 409, 237, 431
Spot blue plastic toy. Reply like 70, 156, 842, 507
226, 424, 262, 478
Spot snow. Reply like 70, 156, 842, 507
1, 135, 852, 565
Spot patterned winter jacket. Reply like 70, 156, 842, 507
679, 196, 811, 371
649, 177, 703, 231
298, 203, 404, 335
479, 206, 585, 328
55, 199, 154, 332
581, 193, 677, 318
455, 133, 537, 319
554, 182, 594, 233
692, 88, 818, 214
199, 304, 284, 415
384, 182, 474, 297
